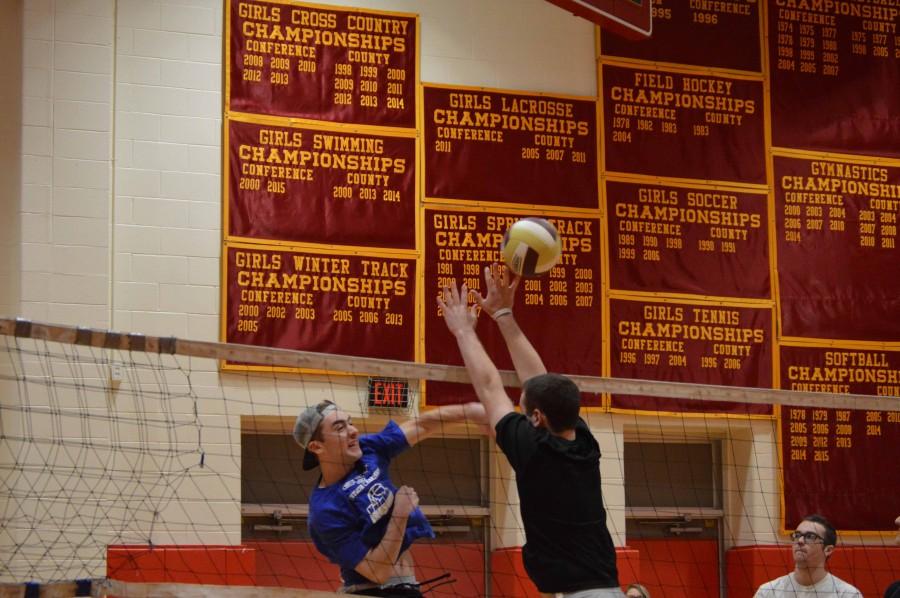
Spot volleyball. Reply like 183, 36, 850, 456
500, 217, 562, 276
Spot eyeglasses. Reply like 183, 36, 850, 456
790, 531, 824, 543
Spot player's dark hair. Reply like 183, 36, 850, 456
522, 373, 580, 433
803, 513, 837, 547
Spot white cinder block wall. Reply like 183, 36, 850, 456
20, 0, 115, 328
4, 0, 805, 583
114, 0, 223, 342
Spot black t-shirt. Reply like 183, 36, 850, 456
495, 412, 619, 593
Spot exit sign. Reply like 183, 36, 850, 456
367, 377, 411, 410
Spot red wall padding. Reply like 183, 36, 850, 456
108, 543, 900, 597
727, 545, 900, 598
110, 542, 483, 597
627, 539, 719, 598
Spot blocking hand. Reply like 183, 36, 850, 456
472, 263, 520, 318
437, 281, 478, 337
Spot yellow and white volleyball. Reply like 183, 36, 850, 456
500, 217, 563, 276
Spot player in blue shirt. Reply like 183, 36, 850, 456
294, 400, 485, 596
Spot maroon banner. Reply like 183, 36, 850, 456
781, 346, 900, 531
423, 86, 598, 208
226, 119, 416, 249
606, 180, 770, 298
600, 0, 761, 72
423, 208, 602, 406
225, 244, 415, 361
769, 2, 900, 156
610, 298, 773, 414
775, 156, 900, 341
602, 64, 765, 183
229, 0, 416, 127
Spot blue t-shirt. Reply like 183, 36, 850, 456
308, 420, 434, 587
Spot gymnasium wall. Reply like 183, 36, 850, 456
7, 0, 608, 581
6, 0, 896, 591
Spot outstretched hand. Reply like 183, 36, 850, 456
437, 281, 478, 337
473, 263, 520, 317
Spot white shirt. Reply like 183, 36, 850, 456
754, 572, 862, 598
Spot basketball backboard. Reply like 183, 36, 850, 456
544, 0, 652, 39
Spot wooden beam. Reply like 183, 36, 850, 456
2, 317, 897, 411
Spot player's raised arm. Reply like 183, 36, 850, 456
399, 402, 487, 447
473, 263, 547, 383
438, 282, 514, 434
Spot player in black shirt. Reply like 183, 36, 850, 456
438, 265, 623, 597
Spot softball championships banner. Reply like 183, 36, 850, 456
780, 346, 900, 531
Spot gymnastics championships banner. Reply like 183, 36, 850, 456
423, 86, 598, 208
774, 156, 900, 342
605, 180, 770, 299
780, 346, 900, 531
768, 2, 900, 157
226, 117, 416, 249
423, 208, 602, 406
224, 243, 416, 361
228, 0, 417, 127
609, 298, 773, 415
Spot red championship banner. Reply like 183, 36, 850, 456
610, 298, 773, 414
600, 0, 762, 72
606, 180, 770, 299
775, 155, 900, 341
226, 118, 416, 249
769, 1, 900, 156
423, 208, 602, 406
423, 86, 598, 208
228, 0, 416, 127
780, 346, 900, 531
601, 64, 765, 183
224, 243, 415, 363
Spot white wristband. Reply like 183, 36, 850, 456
491, 308, 513, 321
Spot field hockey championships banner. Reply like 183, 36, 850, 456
226, 117, 416, 249
606, 180, 770, 299
601, 64, 766, 183
774, 156, 900, 342
423, 86, 598, 208
423, 207, 602, 406
224, 243, 416, 362
609, 298, 773, 415
228, 0, 416, 127
768, 1, 900, 157
780, 346, 900, 531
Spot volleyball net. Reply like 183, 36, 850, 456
0, 317, 898, 597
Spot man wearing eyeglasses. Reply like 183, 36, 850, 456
754, 514, 861, 597
294, 400, 486, 597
